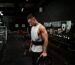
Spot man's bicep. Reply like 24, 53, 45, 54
40, 26, 48, 40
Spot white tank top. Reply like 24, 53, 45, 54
31, 23, 42, 41
31, 23, 43, 52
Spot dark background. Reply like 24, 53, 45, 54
0, 0, 74, 65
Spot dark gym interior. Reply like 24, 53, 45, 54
0, 0, 74, 65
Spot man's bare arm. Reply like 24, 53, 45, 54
40, 25, 48, 53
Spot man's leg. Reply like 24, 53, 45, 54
31, 52, 41, 65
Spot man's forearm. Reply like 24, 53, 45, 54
43, 39, 48, 52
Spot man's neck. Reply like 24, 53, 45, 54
34, 21, 39, 26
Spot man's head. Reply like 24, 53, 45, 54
27, 14, 38, 26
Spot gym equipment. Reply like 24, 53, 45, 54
36, 55, 52, 65
0, 26, 7, 51
0, 26, 7, 63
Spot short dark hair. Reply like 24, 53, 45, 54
27, 13, 35, 20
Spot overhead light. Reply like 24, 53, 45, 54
0, 11, 3, 16
0, 22, 2, 24
22, 24, 25, 27
21, 8, 24, 12
15, 24, 19, 28
39, 7, 43, 13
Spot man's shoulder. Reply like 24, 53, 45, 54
39, 23, 46, 32
39, 23, 45, 29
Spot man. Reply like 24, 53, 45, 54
27, 14, 48, 65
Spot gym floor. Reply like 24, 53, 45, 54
0, 33, 72, 65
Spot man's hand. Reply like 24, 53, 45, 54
40, 52, 47, 57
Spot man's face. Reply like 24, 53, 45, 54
27, 18, 35, 26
